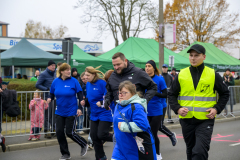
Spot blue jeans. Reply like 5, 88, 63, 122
76, 115, 84, 132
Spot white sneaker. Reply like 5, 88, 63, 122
157, 153, 163, 160
79, 131, 85, 135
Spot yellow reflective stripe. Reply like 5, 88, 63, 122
195, 97, 216, 101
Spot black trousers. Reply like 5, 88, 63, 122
90, 120, 113, 159
148, 115, 162, 155
55, 115, 87, 156
159, 107, 173, 137
180, 117, 215, 160
44, 101, 56, 132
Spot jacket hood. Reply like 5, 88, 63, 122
116, 94, 148, 113
223, 72, 232, 77
71, 68, 78, 74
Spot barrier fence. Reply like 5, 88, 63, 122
0, 91, 90, 138
165, 86, 240, 122
0, 86, 240, 137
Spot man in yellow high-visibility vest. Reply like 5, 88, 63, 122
168, 44, 229, 160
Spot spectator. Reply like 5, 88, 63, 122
56, 62, 63, 78
161, 64, 173, 123
71, 68, 84, 87
1, 81, 9, 91
35, 60, 56, 138
30, 70, 40, 81
23, 75, 28, 80
112, 81, 157, 160
223, 68, 235, 114
0, 87, 6, 152
28, 91, 49, 141
0, 77, 2, 89
161, 64, 173, 88
171, 68, 178, 80
223, 68, 235, 87
72, 69, 84, 135
16, 73, 22, 79
47, 63, 88, 159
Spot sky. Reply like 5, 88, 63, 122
0, 0, 239, 53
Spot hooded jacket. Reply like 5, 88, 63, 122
117, 94, 147, 132
112, 94, 157, 160
223, 72, 235, 86
105, 61, 157, 104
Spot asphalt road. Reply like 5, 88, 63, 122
1, 120, 240, 160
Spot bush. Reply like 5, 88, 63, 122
2, 78, 38, 122
235, 80, 240, 86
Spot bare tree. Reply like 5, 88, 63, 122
22, 20, 69, 39
75, 0, 157, 46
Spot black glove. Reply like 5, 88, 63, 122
104, 99, 111, 110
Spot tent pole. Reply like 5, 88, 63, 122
159, 0, 164, 70
12, 65, 14, 79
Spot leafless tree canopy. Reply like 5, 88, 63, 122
75, 0, 157, 46
22, 20, 69, 39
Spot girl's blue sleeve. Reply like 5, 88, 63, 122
131, 104, 149, 132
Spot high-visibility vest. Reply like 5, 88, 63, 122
178, 66, 216, 120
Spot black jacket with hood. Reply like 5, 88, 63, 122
105, 61, 157, 104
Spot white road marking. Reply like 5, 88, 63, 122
229, 142, 240, 146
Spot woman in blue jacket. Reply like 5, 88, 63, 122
112, 80, 157, 160
145, 60, 167, 160
80, 66, 113, 160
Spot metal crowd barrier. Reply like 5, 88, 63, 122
0, 91, 90, 138
218, 86, 240, 118
166, 86, 240, 122
1, 86, 239, 137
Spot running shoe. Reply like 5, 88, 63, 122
81, 144, 88, 156
169, 132, 177, 146
59, 154, 71, 160
99, 155, 108, 160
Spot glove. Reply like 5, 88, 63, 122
104, 99, 111, 110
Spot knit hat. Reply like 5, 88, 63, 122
2, 81, 9, 85
48, 60, 56, 66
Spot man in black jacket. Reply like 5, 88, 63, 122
161, 64, 173, 88
168, 44, 229, 160
104, 52, 157, 108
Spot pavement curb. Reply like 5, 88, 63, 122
2, 116, 240, 152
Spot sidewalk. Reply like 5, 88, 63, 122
1, 104, 240, 152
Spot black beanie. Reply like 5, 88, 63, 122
48, 60, 56, 66
146, 60, 157, 70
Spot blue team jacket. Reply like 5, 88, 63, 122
112, 103, 157, 160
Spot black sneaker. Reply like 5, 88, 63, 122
81, 144, 88, 156
169, 132, 177, 146
1, 137, 6, 152
59, 154, 71, 160
99, 155, 108, 160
